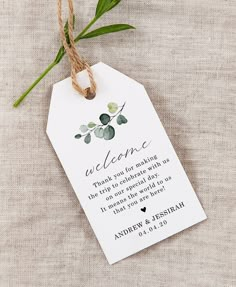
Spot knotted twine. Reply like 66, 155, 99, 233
57, 0, 96, 99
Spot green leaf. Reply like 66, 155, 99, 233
88, 122, 96, 128
94, 127, 104, 138
84, 133, 91, 144
95, 0, 121, 18
104, 125, 115, 140
75, 134, 82, 139
108, 102, 118, 113
95, 0, 107, 16
99, 114, 111, 125
80, 125, 88, 133
64, 15, 75, 45
80, 24, 135, 39
117, 114, 128, 125
54, 46, 65, 64
106, 0, 122, 13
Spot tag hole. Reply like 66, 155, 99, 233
85, 88, 96, 100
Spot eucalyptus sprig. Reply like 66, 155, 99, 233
13, 0, 135, 107
75, 102, 128, 144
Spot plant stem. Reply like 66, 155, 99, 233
13, 61, 57, 107
75, 16, 97, 42
13, 16, 98, 108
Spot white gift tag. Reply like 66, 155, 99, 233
47, 62, 206, 264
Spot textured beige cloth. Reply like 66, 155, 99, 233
0, 0, 235, 286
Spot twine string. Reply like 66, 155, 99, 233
57, 0, 96, 98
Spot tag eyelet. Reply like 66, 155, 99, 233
85, 88, 96, 100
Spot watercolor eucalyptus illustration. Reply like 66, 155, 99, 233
75, 102, 128, 144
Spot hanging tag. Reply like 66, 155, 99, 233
47, 62, 207, 264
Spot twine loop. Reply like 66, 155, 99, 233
57, 0, 96, 99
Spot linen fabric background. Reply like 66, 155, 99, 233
0, 0, 235, 286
